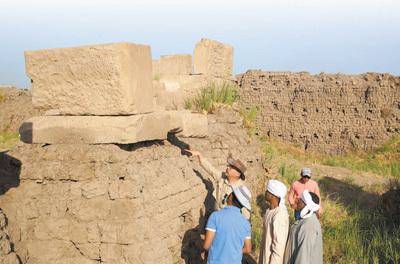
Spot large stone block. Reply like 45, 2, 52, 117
193, 38, 233, 78
153, 54, 192, 77
19, 111, 207, 144
25, 42, 154, 115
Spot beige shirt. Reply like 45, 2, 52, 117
259, 205, 289, 264
199, 156, 251, 220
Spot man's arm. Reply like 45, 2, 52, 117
242, 238, 252, 254
314, 183, 323, 216
186, 150, 222, 181
203, 230, 215, 251
287, 183, 297, 209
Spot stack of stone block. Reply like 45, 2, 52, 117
153, 38, 234, 110
20, 42, 207, 144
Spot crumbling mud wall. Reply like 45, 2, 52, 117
0, 108, 263, 264
0, 209, 21, 263
238, 71, 400, 154
0, 87, 43, 132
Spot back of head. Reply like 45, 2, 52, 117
309, 192, 320, 205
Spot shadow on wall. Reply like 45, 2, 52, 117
18, 122, 32, 144
0, 152, 21, 195
168, 132, 258, 264
116, 139, 165, 151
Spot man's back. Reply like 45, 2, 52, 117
284, 214, 323, 264
206, 206, 251, 264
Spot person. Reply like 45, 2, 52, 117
284, 190, 323, 264
202, 186, 252, 264
287, 168, 323, 217
259, 180, 289, 264
186, 149, 251, 219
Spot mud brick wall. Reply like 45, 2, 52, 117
238, 71, 400, 154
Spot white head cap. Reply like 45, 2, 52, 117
266, 179, 287, 206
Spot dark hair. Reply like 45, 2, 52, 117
309, 192, 320, 205
231, 192, 243, 209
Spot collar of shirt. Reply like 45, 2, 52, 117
223, 205, 241, 212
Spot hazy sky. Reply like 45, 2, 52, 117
0, 0, 399, 88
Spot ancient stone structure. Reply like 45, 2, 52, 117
0, 87, 43, 132
19, 111, 207, 144
25, 43, 154, 116
0, 209, 21, 263
238, 71, 400, 154
152, 54, 192, 77
193, 38, 233, 79
0, 108, 263, 264
23, 42, 209, 145
153, 38, 235, 110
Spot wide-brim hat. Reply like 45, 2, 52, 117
232, 186, 252, 211
227, 154, 247, 180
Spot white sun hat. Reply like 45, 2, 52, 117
232, 185, 252, 211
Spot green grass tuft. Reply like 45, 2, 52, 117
253, 136, 400, 263
0, 91, 5, 103
240, 106, 258, 136
0, 131, 19, 151
184, 82, 238, 113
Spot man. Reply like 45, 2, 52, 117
287, 168, 322, 217
259, 180, 289, 264
187, 149, 251, 219
284, 190, 323, 264
202, 186, 252, 264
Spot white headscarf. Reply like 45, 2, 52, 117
300, 190, 320, 219
267, 179, 287, 206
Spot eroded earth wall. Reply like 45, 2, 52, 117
238, 71, 400, 154
0, 103, 263, 264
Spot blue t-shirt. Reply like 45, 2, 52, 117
205, 206, 251, 264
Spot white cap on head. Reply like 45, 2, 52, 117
266, 179, 287, 206
300, 190, 320, 219
232, 185, 252, 211
301, 168, 312, 177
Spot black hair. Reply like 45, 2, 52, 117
309, 192, 320, 205
231, 192, 243, 209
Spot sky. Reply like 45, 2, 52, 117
0, 0, 399, 88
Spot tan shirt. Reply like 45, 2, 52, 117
259, 205, 289, 264
199, 156, 251, 220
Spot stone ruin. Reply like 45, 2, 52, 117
0, 39, 262, 264
19, 41, 220, 144
238, 71, 400, 154
153, 38, 234, 110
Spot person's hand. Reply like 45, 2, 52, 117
200, 250, 206, 261
317, 210, 322, 219
186, 149, 201, 157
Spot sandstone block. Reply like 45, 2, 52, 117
25, 42, 154, 115
19, 111, 208, 144
153, 54, 192, 77
193, 38, 233, 78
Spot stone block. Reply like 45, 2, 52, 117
153, 54, 192, 77
25, 42, 154, 115
193, 38, 233, 78
19, 111, 207, 144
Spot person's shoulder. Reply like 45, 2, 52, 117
292, 180, 301, 187
303, 214, 321, 229
308, 179, 319, 186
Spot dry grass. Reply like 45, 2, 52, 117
250, 137, 400, 263
184, 82, 238, 113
